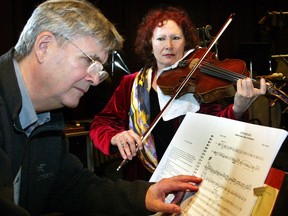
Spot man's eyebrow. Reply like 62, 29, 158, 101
89, 54, 102, 62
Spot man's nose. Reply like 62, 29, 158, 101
86, 73, 101, 86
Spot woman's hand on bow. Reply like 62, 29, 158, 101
111, 129, 143, 160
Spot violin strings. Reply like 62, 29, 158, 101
201, 61, 246, 82
200, 61, 287, 98
198, 60, 288, 105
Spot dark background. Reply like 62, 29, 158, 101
1, 0, 287, 121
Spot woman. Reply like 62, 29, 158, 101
90, 6, 266, 181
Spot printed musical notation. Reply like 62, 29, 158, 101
150, 112, 287, 216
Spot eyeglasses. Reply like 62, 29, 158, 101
64, 36, 109, 84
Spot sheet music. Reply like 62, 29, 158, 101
150, 112, 288, 216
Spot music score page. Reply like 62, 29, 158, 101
150, 112, 288, 216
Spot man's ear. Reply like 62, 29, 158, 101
34, 31, 55, 63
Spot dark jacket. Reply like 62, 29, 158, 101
0, 49, 152, 216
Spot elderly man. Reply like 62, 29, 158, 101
0, 0, 202, 215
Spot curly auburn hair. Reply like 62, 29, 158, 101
134, 6, 200, 68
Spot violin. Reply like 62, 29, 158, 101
157, 47, 288, 106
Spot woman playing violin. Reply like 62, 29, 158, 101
90, 6, 266, 181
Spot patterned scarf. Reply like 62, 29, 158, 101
129, 67, 158, 173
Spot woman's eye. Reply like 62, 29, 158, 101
172, 36, 181, 40
157, 37, 165, 41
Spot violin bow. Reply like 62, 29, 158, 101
116, 13, 235, 171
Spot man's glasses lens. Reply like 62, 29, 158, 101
88, 61, 109, 83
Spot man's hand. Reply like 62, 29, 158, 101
145, 175, 202, 214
